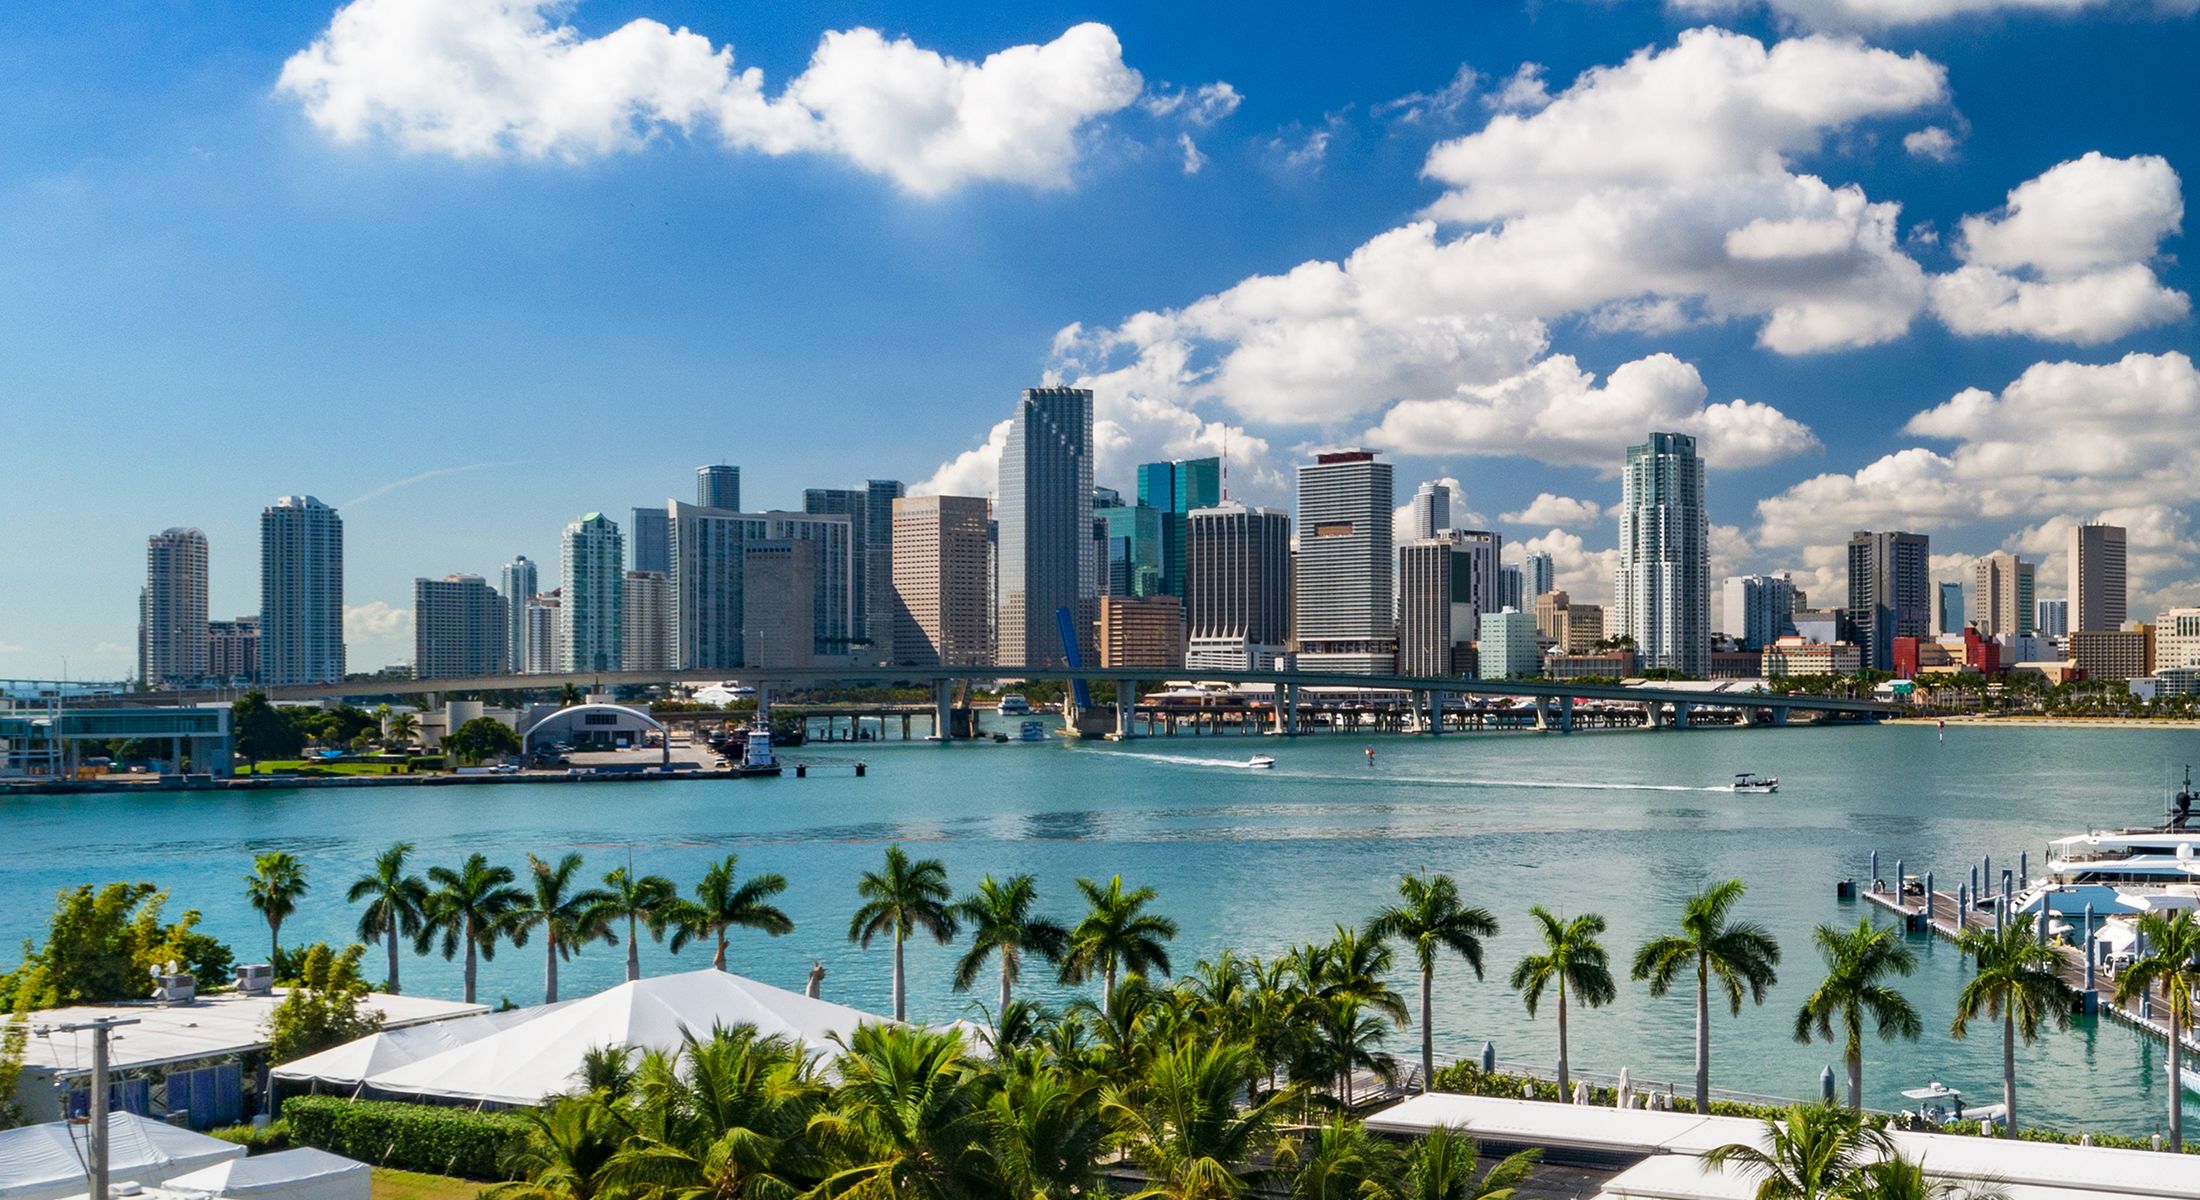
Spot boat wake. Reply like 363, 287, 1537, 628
1109, 752, 1733, 792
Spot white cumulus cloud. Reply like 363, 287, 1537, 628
1668, 0, 2180, 29
278, 0, 1146, 195
1502, 493, 1605, 527
1903, 126, 1959, 162
344, 600, 415, 668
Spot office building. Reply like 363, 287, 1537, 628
1098, 595, 1187, 669
1614, 433, 1709, 676
259, 495, 345, 687
1546, 649, 1635, 679
1971, 552, 2035, 639
2157, 608, 2200, 672
1534, 590, 1571, 641
2036, 597, 2070, 638
559, 513, 624, 672
1296, 451, 1396, 674
1136, 457, 1222, 601
998, 387, 1096, 667
804, 481, 904, 664
1524, 552, 1555, 601
630, 507, 670, 575
1499, 564, 1524, 613
622, 570, 673, 672
1721, 573, 1797, 651
669, 502, 855, 668
1793, 608, 1857, 648
1762, 636, 1863, 678
696, 464, 740, 512
1408, 480, 1451, 541
891, 495, 992, 667
413, 574, 508, 680
1185, 502, 1291, 671
2071, 628, 2149, 682
740, 541, 816, 670
1934, 581, 1964, 636
1562, 603, 1605, 654
1095, 502, 1164, 596
1456, 531, 1504, 627
140, 528, 210, 689
2071, 522, 2127, 633
1477, 608, 1540, 680
501, 555, 538, 674
207, 617, 259, 685
1399, 539, 1472, 677
525, 592, 561, 674
1847, 530, 1931, 672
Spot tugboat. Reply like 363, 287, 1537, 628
1731, 772, 1779, 793
738, 722, 782, 777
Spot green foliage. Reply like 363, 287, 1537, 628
447, 718, 522, 765
233, 692, 306, 763
264, 942, 384, 1064
0, 883, 234, 1008
282, 1096, 529, 1179
407, 756, 449, 772
209, 1120, 290, 1151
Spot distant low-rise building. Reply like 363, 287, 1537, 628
2154, 666, 2200, 697
1098, 595, 1186, 669
1761, 636, 1862, 678
1544, 650, 1637, 679
2157, 607, 2200, 672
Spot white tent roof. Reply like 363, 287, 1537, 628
271, 1004, 559, 1088
0, 1114, 243, 1200
362, 969, 892, 1106
1364, 1094, 1750, 1156
164, 1148, 368, 1200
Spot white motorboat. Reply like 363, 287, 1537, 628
1018, 720, 1048, 742
1900, 1082, 2005, 1129
1245, 755, 1276, 769
2014, 767, 2200, 918
1732, 773, 1778, 793
2175, 1062, 2200, 1095
997, 695, 1032, 715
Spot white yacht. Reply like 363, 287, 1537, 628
997, 695, 1032, 715
1245, 755, 1276, 770
1731, 773, 1778, 793
2014, 768, 2200, 918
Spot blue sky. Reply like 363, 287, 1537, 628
0, 0, 2194, 677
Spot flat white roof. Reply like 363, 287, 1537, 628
1364, 1093, 1751, 1156
1595, 1154, 1756, 1200
1888, 1129, 2200, 1199
22, 990, 485, 1078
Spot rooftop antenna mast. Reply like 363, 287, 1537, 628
1221, 426, 1230, 503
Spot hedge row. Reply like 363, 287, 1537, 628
281, 1096, 528, 1178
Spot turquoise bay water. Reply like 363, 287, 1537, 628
5, 720, 2196, 1134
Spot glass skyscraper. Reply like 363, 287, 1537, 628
998, 387, 1095, 667
260, 495, 345, 686
1135, 456, 1221, 601
1614, 433, 1708, 677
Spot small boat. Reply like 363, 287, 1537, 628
1899, 1082, 2005, 1129
2174, 1062, 2200, 1095
1019, 720, 1048, 742
1245, 755, 1276, 770
1732, 772, 1779, 793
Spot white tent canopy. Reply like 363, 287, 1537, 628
359, 969, 893, 1106
0, 1114, 243, 1200
165, 1148, 368, 1200
272, 1005, 559, 1089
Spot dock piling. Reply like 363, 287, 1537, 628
1871, 850, 1880, 889
2083, 903, 2096, 992
2020, 851, 2028, 889
1957, 882, 1968, 927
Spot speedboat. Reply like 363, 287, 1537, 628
1245, 755, 1276, 769
1731, 773, 1778, 793
1899, 1082, 2005, 1129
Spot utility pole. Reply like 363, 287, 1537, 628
43, 1017, 139, 1200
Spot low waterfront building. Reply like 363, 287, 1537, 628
1761, 636, 1862, 678
1098, 595, 1186, 669
1476, 607, 1539, 680
1544, 650, 1637, 679
2155, 666, 2200, 697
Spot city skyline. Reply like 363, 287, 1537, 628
1, 1, 2195, 676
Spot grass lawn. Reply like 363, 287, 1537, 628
247, 760, 406, 776
371, 1168, 483, 1200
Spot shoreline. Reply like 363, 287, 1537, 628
1889, 715, 2200, 729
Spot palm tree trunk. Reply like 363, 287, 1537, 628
1556, 985, 1571, 1102
714, 928, 728, 971
2002, 1007, 2017, 1137
1104, 962, 1117, 1011
386, 926, 401, 995
2172, 1007, 2185, 1152
271, 919, 281, 961
1694, 956, 1711, 1114
626, 913, 641, 982
1847, 1047, 1863, 1111
463, 933, 478, 1005
893, 930, 907, 1021
999, 961, 1012, 1018
1420, 966, 1435, 1093
545, 936, 559, 1004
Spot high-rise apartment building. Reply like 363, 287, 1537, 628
1934, 581, 1964, 636
140, 527, 210, 689
1477, 608, 1541, 680
696, 464, 741, 512
207, 617, 259, 685
1524, 552, 1555, 600
1296, 451, 1396, 674
560, 513, 624, 672
501, 555, 538, 673
2070, 522, 2127, 633
2036, 597, 2069, 638
629, 507, 670, 575
1185, 502, 1291, 671
1455, 530, 1504, 633
1971, 552, 2035, 639
890, 495, 992, 667
413, 574, 508, 680
622, 570, 673, 672
1097, 595, 1187, 669
1846, 530, 1931, 672
998, 387, 1095, 668
260, 495, 345, 687
1407, 480, 1451, 541
525, 593, 561, 674
1721, 573, 1797, 651
669, 502, 855, 668
1499, 564, 1525, 613
1614, 433, 1708, 676
803, 481, 904, 665
1135, 457, 1222, 602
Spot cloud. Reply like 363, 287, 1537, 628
1269, 126, 1335, 172
1392, 477, 1492, 544
1667, 0, 2188, 29
1515, 529, 1622, 605
1364, 353, 1818, 471
1486, 64, 1552, 113
341, 462, 508, 508
1929, 152, 2187, 343
1378, 65, 1478, 125
1903, 125, 1958, 162
278, 0, 1145, 195
344, 600, 415, 667
1177, 133, 1207, 175
1502, 493, 1605, 527
1142, 81, 1241, 125
912, 418, 1010, 498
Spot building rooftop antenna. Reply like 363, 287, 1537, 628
1222, 426, 1230, 503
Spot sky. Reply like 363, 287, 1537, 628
0, 0, 2194, 677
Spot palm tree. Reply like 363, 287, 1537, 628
1100, 1039, 1294, 1200
507, 852, 616, 1004
671, 854, 794, 973
2116, 909, 2200, 1149
418, 853, 526, 1004
1395, 1127, 1539, 1200
244, 852, 310, 960
846, 845, 956, 1022
1702, 1103, 1894, 1200
1367, 873, 1498, 1091
808, 1024, 993, 1200
347, 842, 427, 994
1857, 1158, 2011, 1200
602, 1027, 824, 1200
599, 865, 680, 982
1950, 913, 2077, 1137
988, 1065, 1107, 1200
486, 1096, 628, 1200
1632, 879, 1782, 1114
1793, 918, 1922, 1110
952, 873, 1070, 1016
1290, 1118, 1397, 1200
1060, 874, 1178, 1009
1508, 906, 1615, 1102
385, 710, 420, 749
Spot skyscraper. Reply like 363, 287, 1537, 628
140, 527, 209, 689
1721, 573, 1797, 650
630, 507, 671, 575
1296, 450, 1396, 674
207, 617, 259, 685
525, 592, 561, 674
1614, 433, 1708, 676
260, 496, 345, 686
501, 555, 537, 673
1847, 530, 1931, 671
560, 513, 624, 672
803, 480, 905, 664
1135, 457, 1221, 601
622, 570, 673, 672
1095, 502, 1164, 596
1499, 564, 1524, 613
1971, 552, 2035, 638
669, 502, 854, 668
1399, 539, 1473, 676
2036, 597, 2070, 638
1934, 580, 1964, 635
891, 495, 992, 667
413, 574, 508, 679
2070, 522, 2127, 633
1524, 551, 1555, 600
696, 464, 740, 511
998, 387, 1095, 667
1408, 480, 1451, 541
1185, 502, 1291, 671
740, 541, 816, 669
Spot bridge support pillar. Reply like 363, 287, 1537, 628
1426, 690, 1442, 735
1533, 697, 1551, 732
1115, 682, 1139, 740
1283, 684, 1301, 736
1674, 703, 1693, 730
1559, 695, 1575, 733
931, 679, 953, 741
1646, 702, 1667, 729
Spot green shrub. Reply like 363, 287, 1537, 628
281, 1096, 527, 1179
407, 756, 447, 773
209, 1120, 289, 1152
